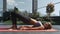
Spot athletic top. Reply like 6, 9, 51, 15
37, 21, 43, 26
33, 21, 43, 27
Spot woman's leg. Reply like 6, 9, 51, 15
14, 12, 31, 25
15, 13, 41, 27
11, 12, 17, 29
11, 12, 41, 28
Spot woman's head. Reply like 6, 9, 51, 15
43, 22, 52, 29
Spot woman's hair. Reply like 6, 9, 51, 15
44, 22, 52, 29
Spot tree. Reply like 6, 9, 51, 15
23, 10, 28, 16
46, 3, 54, 22
32, 12, 40, 19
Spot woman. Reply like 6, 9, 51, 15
11, 12, 52, 30
19, 22, 52, 30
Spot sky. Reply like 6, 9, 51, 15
0, 0, 60, 16
38, 0, 60, 16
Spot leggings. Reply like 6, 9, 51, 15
11, 12, 31, 25
11, 12, 41, 27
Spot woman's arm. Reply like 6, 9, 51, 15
30, 26, 44, 30
19, 26, 44, 30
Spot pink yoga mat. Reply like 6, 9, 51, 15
0, 28, 58, 32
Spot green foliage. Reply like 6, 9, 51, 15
46, 3, 54, 22
32, 12, 40, 19
46, 3, 54, 13
3, 12, 10, 21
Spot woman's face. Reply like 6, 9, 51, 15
43, 22, 52, 29
44, 23, 49, 28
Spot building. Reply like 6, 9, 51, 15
32, 0, 38, 14
59, 11, 60, 16
3, 0, 7, 12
